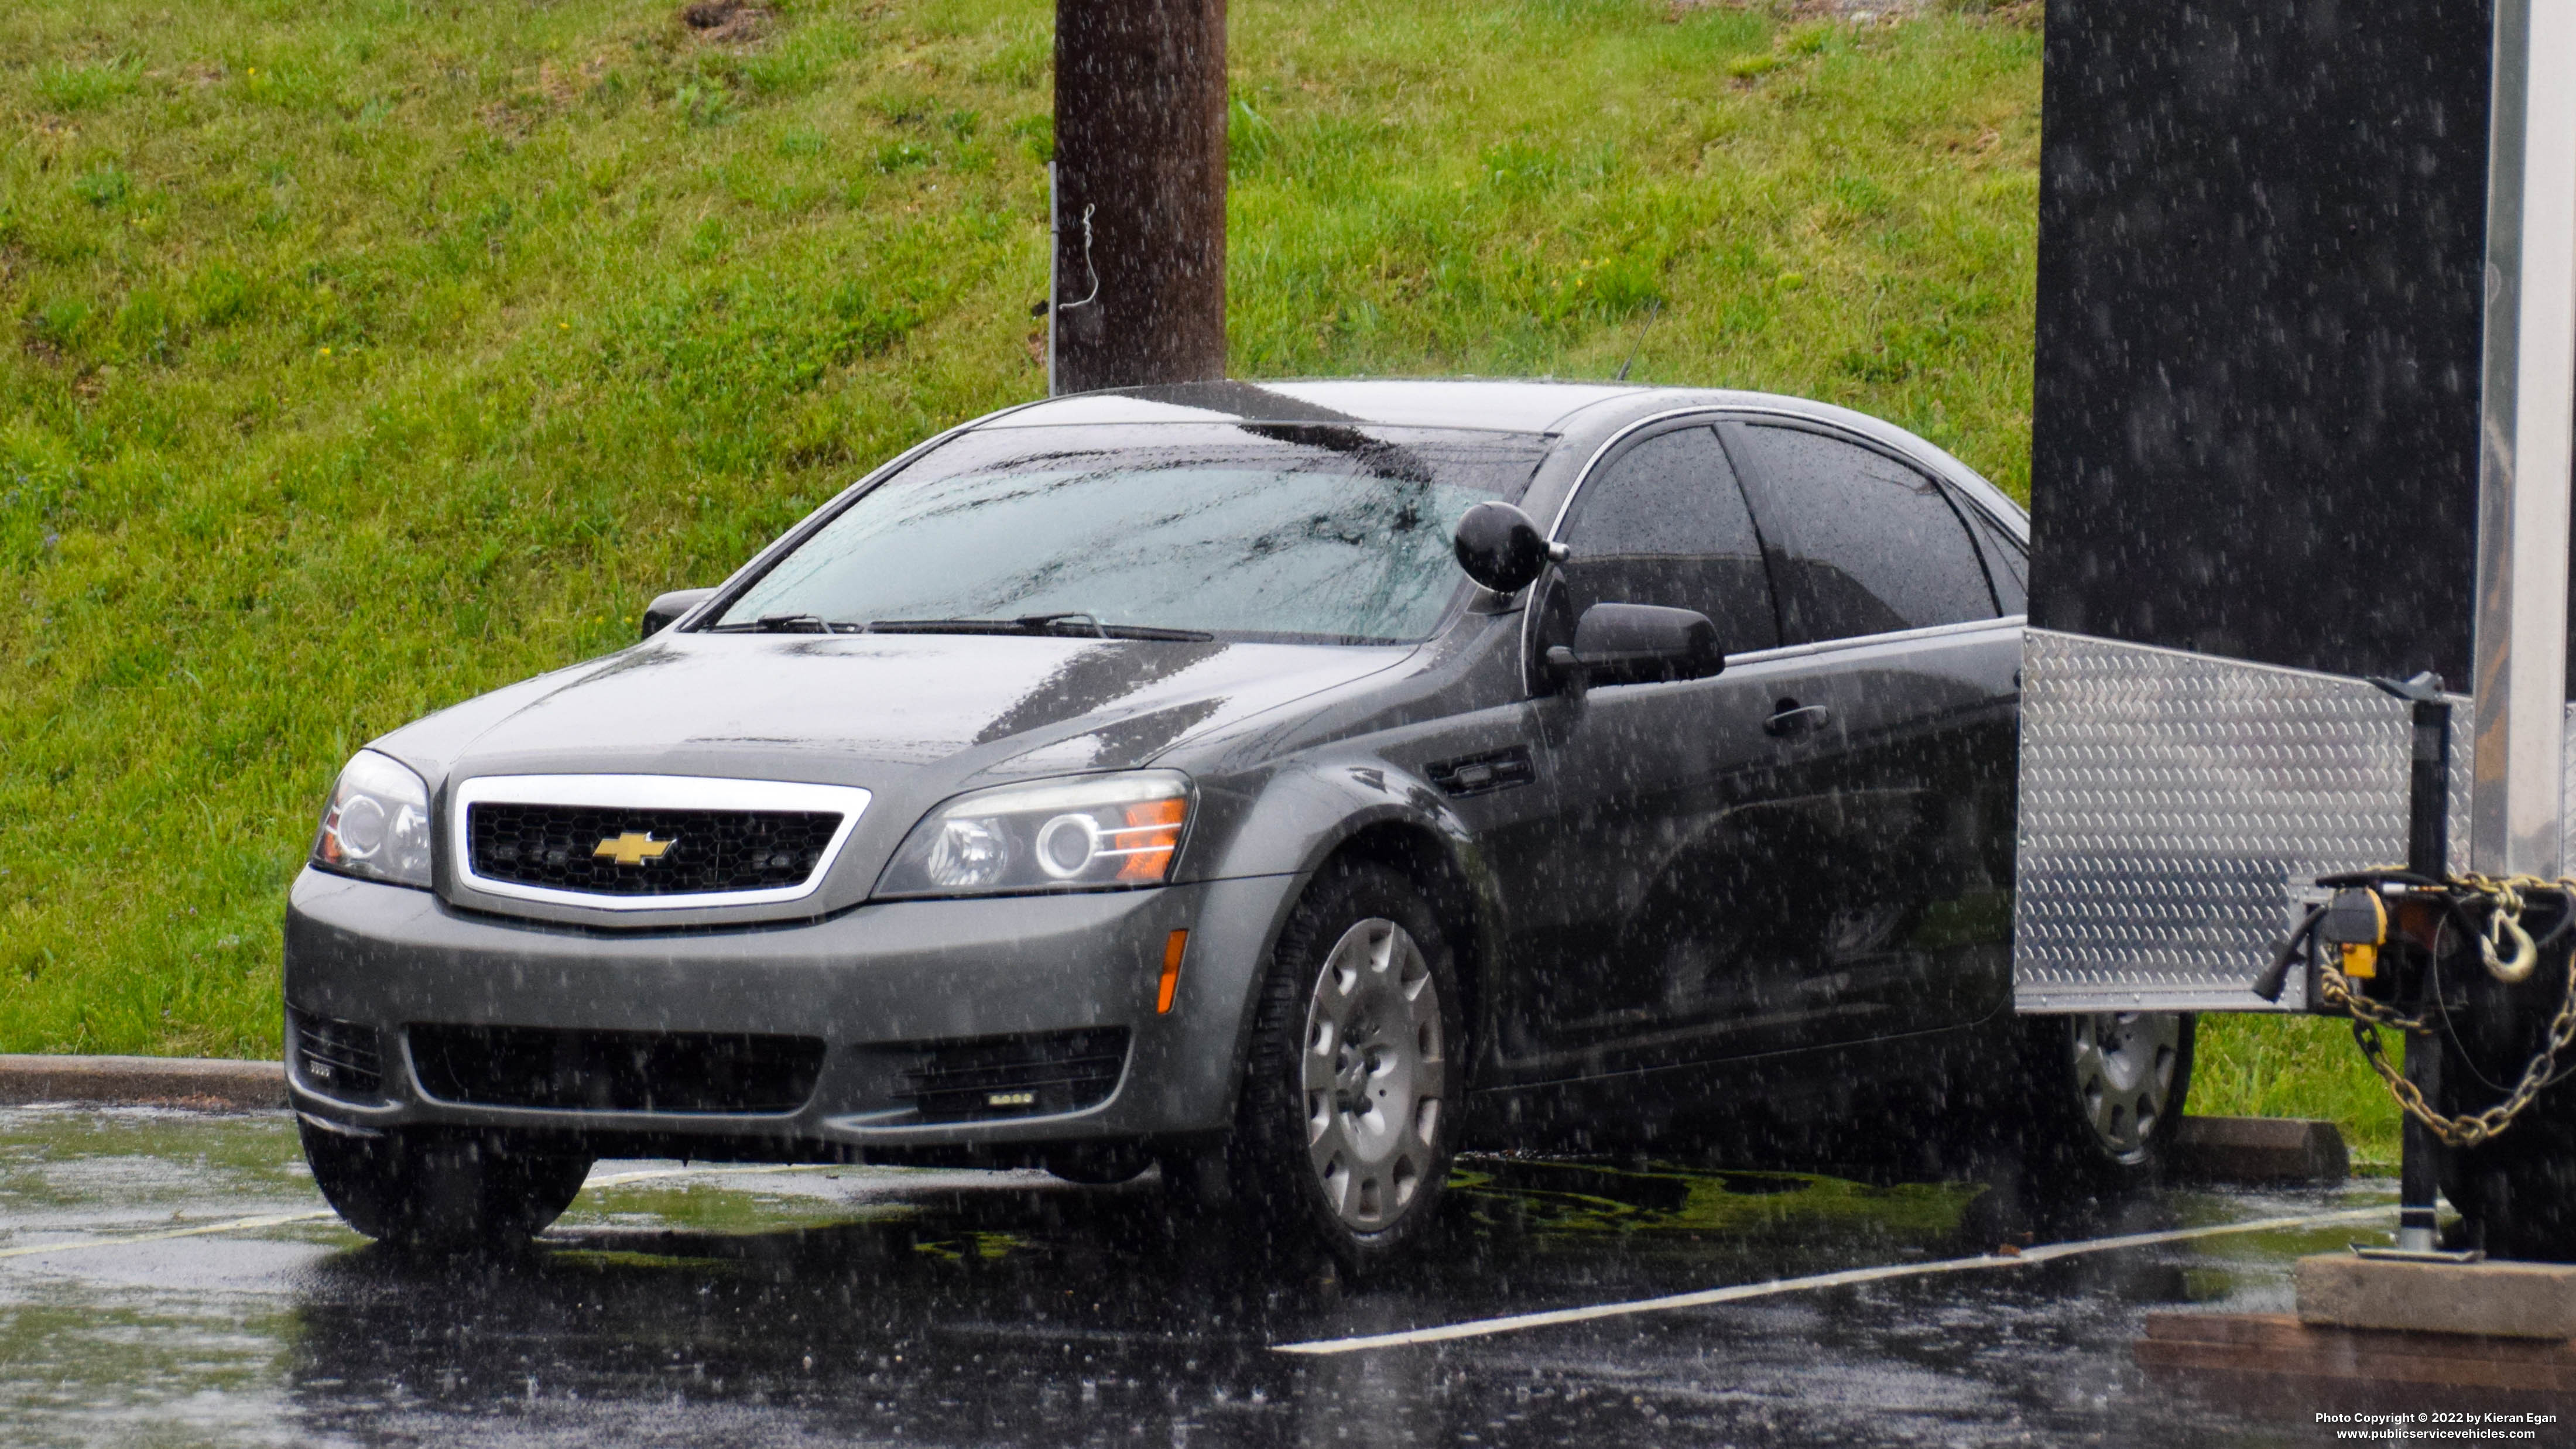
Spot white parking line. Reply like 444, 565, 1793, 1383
0, 1210, 340, 1260
1270, 1207, 2393, 1355
0, 1162, 849, 1262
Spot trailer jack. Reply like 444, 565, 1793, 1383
2252, 677, 2576, 1260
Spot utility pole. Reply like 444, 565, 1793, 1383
1050, 0, 1228, 395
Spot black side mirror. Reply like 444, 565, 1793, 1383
1545, 603, 1725, 686
1452, 502, 1565, 594
641, 587, 717, 640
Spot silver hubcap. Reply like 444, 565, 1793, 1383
2073, 1012, 2181, 1162
1301, 917, 1447, 1231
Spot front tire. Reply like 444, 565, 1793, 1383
1231, 861, 1463, 1269
301, 1119, 593, 1251
1042, 1146, 1154, 1186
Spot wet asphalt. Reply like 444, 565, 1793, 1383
0, 1107, 2397, 1447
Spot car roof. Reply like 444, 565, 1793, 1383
959, 378, 2027, 540
973, 378, 1656, 434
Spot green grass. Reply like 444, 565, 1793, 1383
2194, 1014, 2402, 1168
0, 0, 2393, 1159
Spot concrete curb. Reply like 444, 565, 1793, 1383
0, 1055, 286, 1111
2170, 1115, 2349, 1185
2299, 1253, 2576, 1340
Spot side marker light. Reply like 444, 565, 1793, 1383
1159, 929, 1188, 1013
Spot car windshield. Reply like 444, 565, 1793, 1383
708, 423, 1549, 645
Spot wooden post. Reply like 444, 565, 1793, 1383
1051, 0, 1228, 393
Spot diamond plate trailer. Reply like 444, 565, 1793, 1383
2015, 0, 2576, 1018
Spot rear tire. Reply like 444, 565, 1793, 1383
1229, 860, 1463, 1269
2015, 1011, 2194, 1196
300, 1119, 593, 1250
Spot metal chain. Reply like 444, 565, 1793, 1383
2316, 873, 2576, 1149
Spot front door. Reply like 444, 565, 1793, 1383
1485, 420, 1839, 1081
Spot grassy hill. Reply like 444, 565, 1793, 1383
0, 0, 2388, 1157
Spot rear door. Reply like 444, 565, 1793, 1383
1712, 418, 2021, 1046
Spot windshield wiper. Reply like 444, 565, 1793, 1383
866, 613, 1214, 642
705, 614, 865, 633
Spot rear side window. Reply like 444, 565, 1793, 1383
1557, 425, 1780, 652
1725, 423, 1996, 643
1960, 503, 2029, 615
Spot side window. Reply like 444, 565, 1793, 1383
1959, 503, 2030, 615
1555, 426, 1780, 653
1724, 423, 1996, 643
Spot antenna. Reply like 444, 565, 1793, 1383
1614, 297, 1664, 383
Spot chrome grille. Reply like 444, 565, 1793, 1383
448, 776, 872, 912
466, 803, 840, 898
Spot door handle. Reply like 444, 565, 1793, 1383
1765, 701, 1831, 738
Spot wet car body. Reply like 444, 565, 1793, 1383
284, 379, 2034, 1231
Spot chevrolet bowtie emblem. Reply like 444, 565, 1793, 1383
594, 832, 674, 866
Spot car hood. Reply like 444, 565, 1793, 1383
401, 631, 1418, 793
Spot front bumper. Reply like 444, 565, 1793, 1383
282, 868, 1298, 1155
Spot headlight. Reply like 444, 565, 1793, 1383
311, 750, 434, 889
876, 771, 1191, 899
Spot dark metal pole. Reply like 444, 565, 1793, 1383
2407, 692, 2454, 881
2400, 687, 2453, 1253
1051, 0, 1228, 394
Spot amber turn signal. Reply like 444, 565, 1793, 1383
1117, 798, 1187, 881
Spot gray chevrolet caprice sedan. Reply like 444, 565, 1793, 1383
285, 379, 2191, 1264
